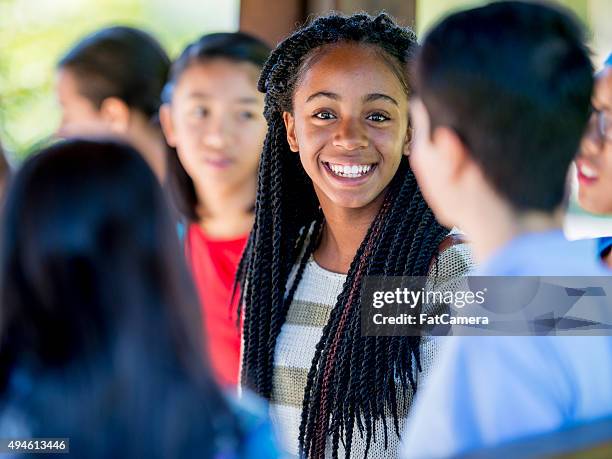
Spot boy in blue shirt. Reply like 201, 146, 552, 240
401, 2, 612, 457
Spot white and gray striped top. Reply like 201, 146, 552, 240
268, 239, 473, 457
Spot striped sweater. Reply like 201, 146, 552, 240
269, 240, 473, 457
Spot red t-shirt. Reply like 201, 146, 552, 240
185, 224, 247, 386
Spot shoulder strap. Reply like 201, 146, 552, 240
437, 233, 466, 254
428, 232, 467, 274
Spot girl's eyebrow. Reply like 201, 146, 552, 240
363, 93, 398, 106
187, 91, 210, 99
306, 91, 339, 103
305, 91, 398, 106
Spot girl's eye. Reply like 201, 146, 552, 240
314, 111, 336, 120
367, 112, 390, 122
239, 111, 255, 120
193, 107, 209, 118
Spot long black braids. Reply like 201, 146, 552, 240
237, 12, 449, 458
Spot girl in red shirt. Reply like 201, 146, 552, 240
160, 33, 270, 386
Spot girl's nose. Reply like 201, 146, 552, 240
202, 116, 231, 150
332, 117, 369, 151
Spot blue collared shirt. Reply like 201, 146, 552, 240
401, 230, 612, 459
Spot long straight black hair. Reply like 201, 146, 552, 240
0, 139, 253, 458
238, 12, 449, 458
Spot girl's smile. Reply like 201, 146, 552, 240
576, 66, 612, 214
576, 158, 599, 185
321, 160, 378, 184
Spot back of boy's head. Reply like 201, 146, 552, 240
415, 1, 593, 211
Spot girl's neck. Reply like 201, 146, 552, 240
605, 251, 612, 269
314, 191, 386, 274
128, 119, 168, 182
193, 176, 256, 240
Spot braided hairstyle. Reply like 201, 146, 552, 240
237, 12, 449, 458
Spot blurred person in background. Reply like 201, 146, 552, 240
0, 139, 278, 458
575, 53, 612, 268
159, 32, 270, 386
56, 26, 170, 181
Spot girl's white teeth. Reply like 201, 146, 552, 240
327, 163, 373, 178
580, 164, 598, 179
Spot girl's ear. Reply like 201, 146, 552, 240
99, 97, 131, 134
283, 111, 299, 152
402, 122, 413, 157
159, 104, 177, 147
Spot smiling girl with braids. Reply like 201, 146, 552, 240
238, 12, 472, 458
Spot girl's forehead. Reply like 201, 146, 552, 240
301, 43, 391, 75
178, 59, 261, 87
174, 61, 262, 97
294, 43, 407, 98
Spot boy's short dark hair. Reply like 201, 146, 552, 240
414, 1, 593, 211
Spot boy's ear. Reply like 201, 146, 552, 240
159, 104, 177, 147
402, 123, 413, 157
99, 97, 131, 134
431, 126, 470, 180
283, 111, 299, 152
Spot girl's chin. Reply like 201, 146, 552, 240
322, 190, 384, 211
578, 194, 612, 215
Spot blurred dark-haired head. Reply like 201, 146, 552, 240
413, 0, 593, 212
0, 139, 244, 457
58, 26, 169, 121
57, 26, 171, 180
163, 31, 270, 105
160, 32, 270, 221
